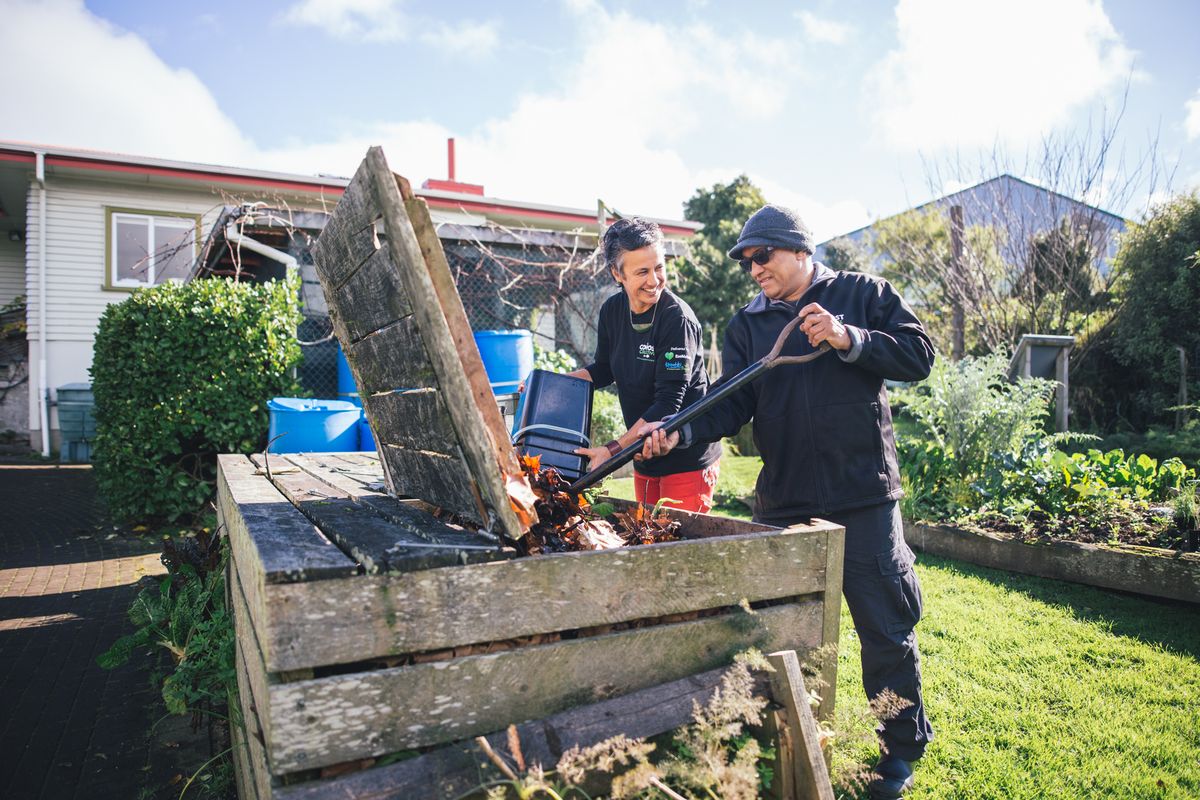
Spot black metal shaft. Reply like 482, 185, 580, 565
566, 357, 770, 495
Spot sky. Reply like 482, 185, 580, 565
4, 0, 1199, 242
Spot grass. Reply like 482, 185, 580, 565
599, 448, 1200, 798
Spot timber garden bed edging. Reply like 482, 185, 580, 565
903, 521, 1200, 604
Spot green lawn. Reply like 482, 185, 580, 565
600, 450, 1200, 799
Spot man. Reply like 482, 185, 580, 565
640, 204, 935, 799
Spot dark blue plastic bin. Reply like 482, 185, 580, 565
267, 397, 361, 453
511, 369, 593, 481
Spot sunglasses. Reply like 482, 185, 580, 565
739, 247, 776, 272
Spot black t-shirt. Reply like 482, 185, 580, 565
584, 289, 722, 477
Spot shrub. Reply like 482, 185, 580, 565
532, 343, 578, 373
91, 276, 302, 521
591, 387, 624, 447
894, 353, 1055, 514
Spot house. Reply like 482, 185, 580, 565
0, 141, 700, 454
813, 174, 1129, 275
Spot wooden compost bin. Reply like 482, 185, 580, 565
219, 450, 844, 799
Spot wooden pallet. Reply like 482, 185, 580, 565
219, 451, 844, 798
308, 146, 528, 540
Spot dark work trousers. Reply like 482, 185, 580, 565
766, 500, 933, 761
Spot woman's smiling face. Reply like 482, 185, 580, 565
613, 244, 667, 313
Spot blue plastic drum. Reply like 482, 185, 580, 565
267, 397, 362, 453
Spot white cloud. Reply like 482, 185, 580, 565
1, 0, 255, 164
867, 0, 1137, 151
1, 0, 863, 227
1186, 89, 1200, 140
795, 11, 853, 45
280, 0, 409, 42
418, 20, 499, 57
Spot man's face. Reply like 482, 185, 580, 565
743, 245, 806, 300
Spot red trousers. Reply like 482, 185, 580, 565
633, 462, 720, 513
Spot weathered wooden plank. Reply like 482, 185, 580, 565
816, 520, 845, 722
273, 665, 768, 800
309, 162, 380, 290
283, 453, 385, 497
330, 245, 413, 343
406, 196, 525, 480
254, 524, 830, 672
232, 585, 277, 800
362, 389, 458, 454
767, 650, 835, 800
378, 444, 483, 519
232, 556, 278, 756
249, 453, 507, 572
364, 147, 526, 537
346, 317, 438, 395
265, 600, 822, 771
228, 697, 259, 800
217, 455, 358, 585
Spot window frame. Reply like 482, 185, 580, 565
103, 207, 202, 292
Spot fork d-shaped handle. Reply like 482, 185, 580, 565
565, 313, 830, 496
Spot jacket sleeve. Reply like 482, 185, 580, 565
640, 311, 697, 423
686, 315, 758, 445
841, 277, 935, 382
583, 305, 614, 388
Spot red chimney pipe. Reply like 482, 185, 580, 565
448, 138, 456, 181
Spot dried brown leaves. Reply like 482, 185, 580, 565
515, 455, 681, 556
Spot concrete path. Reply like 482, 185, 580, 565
0, 460, 211, 799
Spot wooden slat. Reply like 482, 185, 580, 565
378, 444, 482, 519
250, 454, 507, 572
232, 574, 278, 800
218, 455, 358, 584
816, 521, 845, 722
346, 317, 438, 394
362, 389, 458, 454
309, 162, 380, 290
604, 496, 779, 538
283, 453, 385, 496
265, 600, 822, 771
331, 246, 413, 343
363, 147, 526, 537
406, 196, 524, 479
228, 700, 260, 800
250, 523, 833, 672
232, 562, 277, 756
767, 650, 836, 800
274, 666, 768, 800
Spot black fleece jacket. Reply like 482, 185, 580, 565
585, 289, 722, 477
685, 263, 934, 521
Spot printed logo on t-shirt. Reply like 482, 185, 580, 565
663, 347, 686, 370
637, 343, 655, 362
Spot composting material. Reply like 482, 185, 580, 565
516, 455, 681, 555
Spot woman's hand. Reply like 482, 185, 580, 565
636, 421, 680, 460
575, 445, 612, 471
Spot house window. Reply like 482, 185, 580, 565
106, 209, 200, 289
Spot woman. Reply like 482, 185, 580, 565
568, 217, 721, 512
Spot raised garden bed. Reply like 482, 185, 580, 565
904, 520, 1200, 604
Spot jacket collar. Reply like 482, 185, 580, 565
745, 261, 837, 314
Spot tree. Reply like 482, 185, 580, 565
870, 207, 1011, 356
673, 175, 767, 346
1082, 194, 1200, 429
822, 236, 870, 273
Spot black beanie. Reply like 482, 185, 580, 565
727, 204, 814, 260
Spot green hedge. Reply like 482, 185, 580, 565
91, 276, 302, 521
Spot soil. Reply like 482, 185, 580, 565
964, 505, 1199, 553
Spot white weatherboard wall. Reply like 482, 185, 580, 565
0, 235, 22, 307
23, 176, 226, 447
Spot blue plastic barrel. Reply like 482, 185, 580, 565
473, 330, 533, 395
267, 397, 362, 453
336, 342, 360, 403
358, 415, 376, 451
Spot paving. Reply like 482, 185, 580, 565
0, 458, 213, 799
